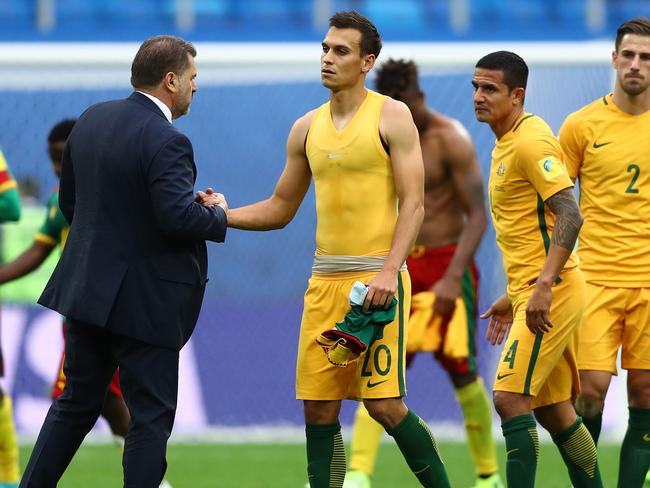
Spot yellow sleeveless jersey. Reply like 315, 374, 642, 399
306, 89, 396, 256
488, 113, 578, 296
559, 94, 650, 287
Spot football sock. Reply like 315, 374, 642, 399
305, 423, 345, 488
0, 395, 20, 483
581, 412, 603, 446
501, 414, 538, 488
348, 403, 383, 475
552, 418, 602, 487
618, 407, 650, 488
455, 377, 499, 477
386, 409, 450, 488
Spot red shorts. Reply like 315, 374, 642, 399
406, 244, 480, 374
51, 320, 123, 400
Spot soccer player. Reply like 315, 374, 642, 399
343, 59, 501, 488
0, 120, 131, 446
0, 146, 21, 488
558, 17, 650, 488
474, 51, 602, 487
222, 11, 450, 488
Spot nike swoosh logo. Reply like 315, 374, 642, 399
496, 372, 515, 380
327, 153, 345, 159
643, 434, 650, 442
592, 141, 613, 149
413, 464, 431, 475
367, 379, 388, 388
507, 448, 519, 456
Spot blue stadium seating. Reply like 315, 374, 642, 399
0, 0, 645, 41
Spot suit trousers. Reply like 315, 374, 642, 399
20, 319, 179, 488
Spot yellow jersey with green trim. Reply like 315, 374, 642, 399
306, 89, 396, 256
488, 113, 578, 296
559, 94, 650, 287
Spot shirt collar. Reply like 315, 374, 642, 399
136, 91, 172, 123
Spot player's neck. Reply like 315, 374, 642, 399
329, 84, 368, 118
612, 87, 650, 115
492, 107, 525, 140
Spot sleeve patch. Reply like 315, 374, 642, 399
536, 156, 565, 180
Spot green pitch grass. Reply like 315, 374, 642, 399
21, 441, 620, 487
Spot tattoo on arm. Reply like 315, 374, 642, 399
546, 188, 583, 251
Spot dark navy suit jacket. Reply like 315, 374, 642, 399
39, 92, 227, 350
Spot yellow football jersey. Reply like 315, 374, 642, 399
488, 113, 578, 296
559, 94, 650, 287
306, 89, 396, 256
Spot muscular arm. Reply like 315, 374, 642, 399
526, 187, 582, 333
538, 187, 583, 285
0, 240, 54, 284
227, 113, 313, 230
364, 99, 424, 309
433, 124, 487, 315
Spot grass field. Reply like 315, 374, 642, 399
21, 440, 621, 487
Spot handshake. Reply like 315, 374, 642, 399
196, 188, 228, 214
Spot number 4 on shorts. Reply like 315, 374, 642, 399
503, 340, 519, 369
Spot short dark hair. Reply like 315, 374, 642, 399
130, 35, 197, 89
475, 51, 529, 91
329, 11, 382, 57
615, 17, 650, 52
375, 59, 420, 99
48, 119, 76, 144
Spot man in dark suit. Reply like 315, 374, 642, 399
20, 35, 227, 488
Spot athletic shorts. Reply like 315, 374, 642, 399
51, 320, 123, 399
578, 283, 650, 373
494, 267, 585, 409
296, 270, 411, 400
406, 244, 479, 374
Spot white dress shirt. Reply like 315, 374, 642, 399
136, 91, 172, 123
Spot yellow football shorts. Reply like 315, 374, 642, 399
296, 270, 411, 400
578, 283, 650, 373
494, 267, 585, 408
406, 292, 469, 356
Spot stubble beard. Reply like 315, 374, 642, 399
622, 80, 649, 97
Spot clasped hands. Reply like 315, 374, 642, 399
196, 187, 228, 213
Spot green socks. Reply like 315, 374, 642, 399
618, 407, 650, 488
552, 418, 602, 487
305, 423, 346, 488
581, 412, 603, 445
386, 409, 450, 488
501, 414, 538, 488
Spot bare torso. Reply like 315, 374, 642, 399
417, 111, 469, 248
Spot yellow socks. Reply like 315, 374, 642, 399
348, 403, 384, 475
0, 395, 20, 483
455, 377, 499, 477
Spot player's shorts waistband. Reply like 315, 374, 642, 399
312, 255, 408, 274
409, 244, 458, 259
